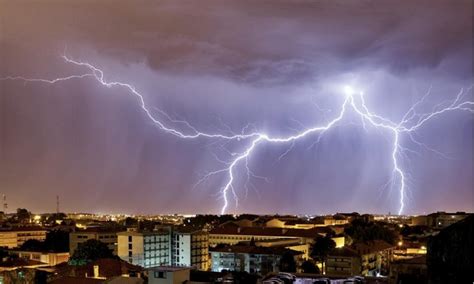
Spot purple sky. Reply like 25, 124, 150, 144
0, 0, 472, 215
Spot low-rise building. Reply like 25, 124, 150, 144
265, 217, 348, 229
428, 212, 469, 229
326, 247, 362, 276
327, 240, 395, 277
209, 226, 344, 248
210, 244, 302, 275
9, 250, 69, 266
0, 227, 47, 248
148, 266, 190, 284
70, 228, 121, 255
48, 258, 144, 283
389, 255, 427, 283
251, 238, 310, 260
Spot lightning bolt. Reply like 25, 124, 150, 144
2, 55, 473, 215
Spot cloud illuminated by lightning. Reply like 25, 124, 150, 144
2, 54, 473, 215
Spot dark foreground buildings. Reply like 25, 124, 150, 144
427, 214, 473, 283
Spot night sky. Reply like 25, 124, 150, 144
1, 0, 472, 215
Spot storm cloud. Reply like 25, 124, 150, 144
0, 0, 472, 214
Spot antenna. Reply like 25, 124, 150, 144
56, 195, 60, 214
2, 194, 7, 213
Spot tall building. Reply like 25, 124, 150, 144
118, 227, 209, 270
172, 227, 209, 270
117, 227, 171, 268
69, 228, 120, 255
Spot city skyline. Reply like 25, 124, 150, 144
1, 0, 473, 215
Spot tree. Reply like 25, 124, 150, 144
124, 217, 138, 227
279, 251, 297, 273
19, 230, 69, 252
310, 236, 336, 274
44, 230, 69, 252
20, 239, 44, 251
69, 239, 115, 265
16, 208, 31, 223
46, 213, 67, 224
344, 219, 397, 244
301, 260, 320, 274
0, 248, 9, 260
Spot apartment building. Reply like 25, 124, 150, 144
117, 227, 171, 268
210, 244, 302, 275
118, 227, 208, 270
326, 240, 395, 277
172, 227, 209, 270
0, 227, 47, 248
69, 227, 120, 255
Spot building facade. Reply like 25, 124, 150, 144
118, 228, 171, 268
210, 245, 301, 275
69, 228, 120, 255
327, 240, 394, 277
9, 250, 70, 266
209, 226, 344, 248
118, 227, 208, 270
0, 227, 47, 249
147, 267, 191, 284
172, 227, 209, 270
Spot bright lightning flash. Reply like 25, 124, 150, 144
2, 55, 473, 215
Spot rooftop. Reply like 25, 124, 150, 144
329, 240, 395, 257
0, 226, 47, 232
210, 244, 302, 256
210, 226, 332, 238
147, 266, 191, 272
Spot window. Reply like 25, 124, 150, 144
128, 236, 132, 242
129, 243, 133, 250
154, 271, 166, 279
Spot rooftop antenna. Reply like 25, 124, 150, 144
56, 195, 60, 214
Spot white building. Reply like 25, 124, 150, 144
118, 227, 208, 270
172, 227, 209, 270
118, 228, 171, 268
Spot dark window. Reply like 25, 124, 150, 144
154, 271, 166, 278
128, 243, 132, 250
128, 236, 132, 242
